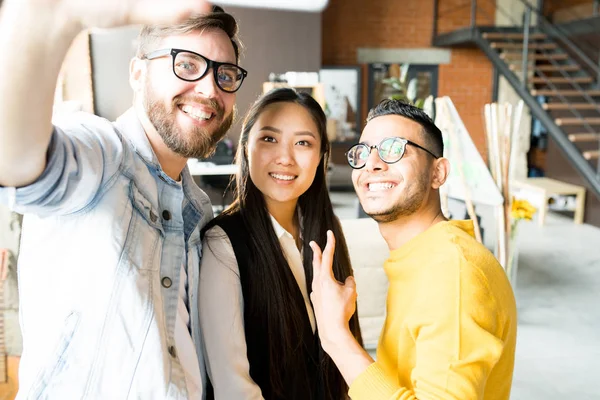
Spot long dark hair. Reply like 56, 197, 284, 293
218, 88, 362, 398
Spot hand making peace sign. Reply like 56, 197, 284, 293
309, 230, 358, 349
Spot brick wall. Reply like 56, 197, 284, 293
322, 0, 495, 160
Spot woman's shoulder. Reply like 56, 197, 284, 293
200, 224, 241, 277
202, 209, 244, 237
203, 224, 229, 242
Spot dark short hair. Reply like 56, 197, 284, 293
367, 99, 443, 158
137, 5, 242, 63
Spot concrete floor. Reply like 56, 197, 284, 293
330, 191, 600, 400
510, 211, 600, 400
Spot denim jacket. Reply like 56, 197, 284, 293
0, 108, 213, 399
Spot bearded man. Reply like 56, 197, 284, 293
0, 1, 246, 397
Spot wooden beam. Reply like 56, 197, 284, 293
531, 76, 593, 84
556, 118, 600, 126
531, 89, 600, 96
543, 103, 600, 110
483, 32, 547, 40
500, 52, 568, 61
568, 133, 600, 142
491, 42, 557, 49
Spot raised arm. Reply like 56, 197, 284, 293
0, 0, 210, 187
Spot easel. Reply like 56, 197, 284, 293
435, 97, 504, 244
484, 101, 524, 270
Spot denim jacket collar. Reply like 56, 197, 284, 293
115, 108, 212, 224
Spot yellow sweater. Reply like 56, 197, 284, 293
349, 220, 517, 400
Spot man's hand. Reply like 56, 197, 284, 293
309, 230, 357, 349
0, 0, 212, 188
17, 0, 212, 29
310, 231, 374, 386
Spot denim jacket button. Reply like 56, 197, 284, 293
168, 345, 177, 358
162, 210, 171, 221
149, 211, 157, 223
161, 277, 172, 288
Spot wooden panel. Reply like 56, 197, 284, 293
531, 76, 593, 84
556, 118, 600, 126
0, 356, 19, 400
500, 52, 568, 60
531, 89, 600, 96
568, 133, 600, 141
490, 42, 558, 49
544, 103, 600, 110
483, 32, 547, 40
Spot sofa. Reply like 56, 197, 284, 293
340, 218, 390, 350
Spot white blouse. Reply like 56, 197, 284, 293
199, 215, 315, 400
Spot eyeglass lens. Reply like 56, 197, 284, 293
346, 138, 406, 168
174, 51, 244, 93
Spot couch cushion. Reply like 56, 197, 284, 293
340, 218, 389, 349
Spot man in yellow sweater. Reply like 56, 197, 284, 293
309, 99, 517, 399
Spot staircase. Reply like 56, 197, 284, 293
433, 0, 600, 199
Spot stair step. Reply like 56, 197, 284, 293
543, 103, 600, 110
555, 118, 600, 126
483, 32, 547, 40
531, 89, 600, 96
510, 64, 581, 72
538, 64, 581, 72
532, 76, 594, 84
583, 150, 599, 160
568, 133, 600, 142
491, 42, 558, 50
501, 52, 568, 61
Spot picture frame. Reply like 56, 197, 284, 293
319, 66, 362, 143
367, 63, 439, 110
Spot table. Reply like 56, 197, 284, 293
512, 177, 586, 226
187, 161, 238, 213
187, 161, 238, 176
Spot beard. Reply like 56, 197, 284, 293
143, 82, 234, 159
364, 175, 429, 223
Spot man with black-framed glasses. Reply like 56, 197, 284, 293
0, 1, 245, 398
309, 100, 517, 399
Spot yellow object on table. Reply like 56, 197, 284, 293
512, 177, 586, 226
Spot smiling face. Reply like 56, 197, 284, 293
247, 102, 322, 212
352, 115, 438, 223
132, 28, 237, 158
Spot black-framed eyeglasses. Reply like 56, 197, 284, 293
141, 48, 248, 93
345, 137, 440, 169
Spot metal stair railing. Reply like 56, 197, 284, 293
432, 0, 600, 196
474, 34, 600, 195
500, 0, 600, 176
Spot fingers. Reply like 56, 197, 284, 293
128, 0, 212, 26
311, 231, 338, 288
344, 276, 356, 290
322, 230, 336, 280
309, 241, 322, 285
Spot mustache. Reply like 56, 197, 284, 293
174, 96, 223, 115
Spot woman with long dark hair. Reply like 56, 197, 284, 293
199, 88, 362, 399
